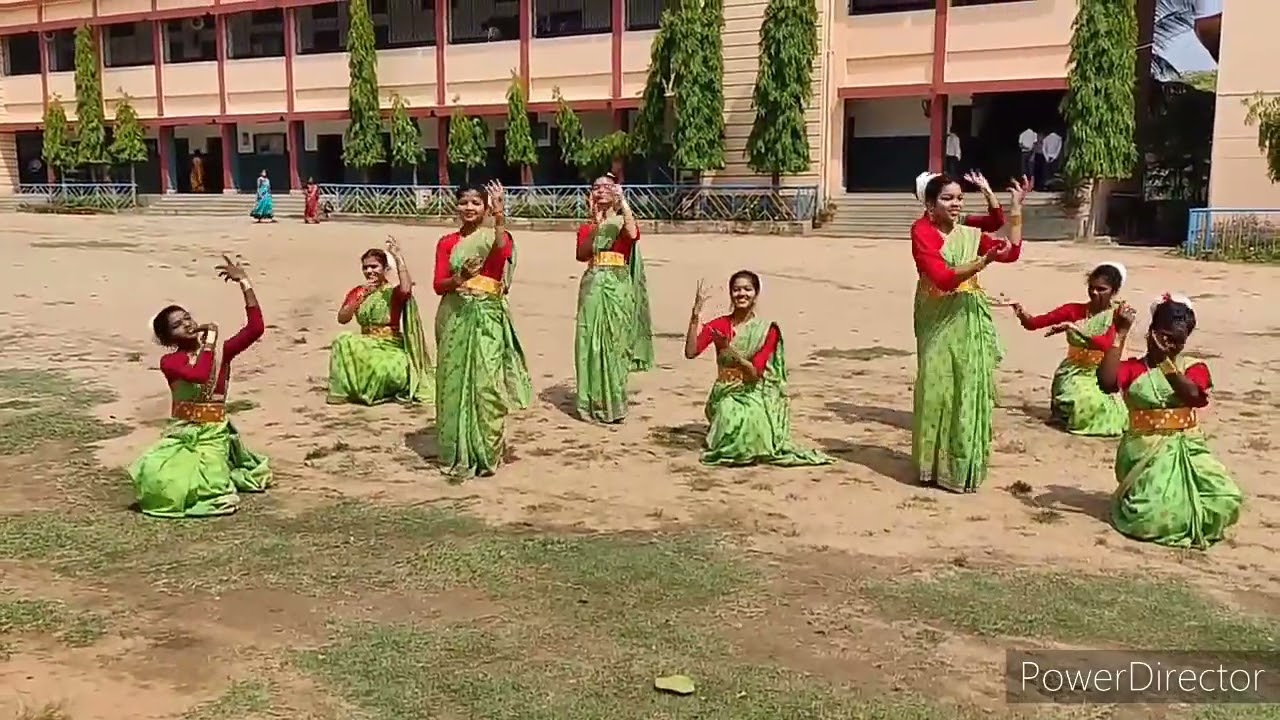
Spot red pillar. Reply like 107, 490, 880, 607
927, 93, 947, 174
38, 27, 52, 183
215, 14, 228, 115
158, 126, 172, 193
287, 120, 302, 191
152, 20, 165, 116
437, 120, 448, 185
221, 124, 235, 192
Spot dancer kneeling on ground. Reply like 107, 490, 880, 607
129, 254, 271, 518
1010, 262, 1129, 437
1097, 295, 1242, 550
684, 271, 833, 467
327, 238, 433, 406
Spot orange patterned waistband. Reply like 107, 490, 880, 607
172, 400, 226, 424
717, 366, 747, 384
460, 275, 502, 295
362, 325, 400, 339
923, 275, 982, 298
1128, 407, 1197, 434
1066, 345, 1105, 367
591, 251, 626, 268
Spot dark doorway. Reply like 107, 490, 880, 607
174, 137, 192, 192
205, 134, 225, 193
315, 134, 344, 183
15, 130, 45, 184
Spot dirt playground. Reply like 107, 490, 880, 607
2, 213, 1279, 720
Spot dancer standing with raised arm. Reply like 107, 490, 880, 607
910, 174, 1027, 492
129, 254, 271, 518
433, 182, 531, 479
1097, 296, 1241, 549
574, 174, 653, 423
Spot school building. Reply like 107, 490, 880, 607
0, 0, 1266, 206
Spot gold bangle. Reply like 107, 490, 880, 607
1159, 358, 1178, 374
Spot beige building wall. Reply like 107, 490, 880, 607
1208, 1, 1280, 208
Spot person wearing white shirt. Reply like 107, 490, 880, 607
1039, 131, 1063, 188
1018, 128, 1038, 185
945, 131, 962, 176
1193, 0, 1221, 61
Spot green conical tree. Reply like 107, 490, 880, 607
553, 90, 628, 180
388, 93, 426, 185
630, 10, 674, 161
73, 25, 109, 177
41, 95, 75, 186
745, 0, 817, 188
505, 72, 537, 185
108, 94, 147, 188
447, 107, 486, 183
1060, 0, 1137, 237
1245, 94, 1280, 183
343, 0, 386, 180
553, 89, 585, 168
670, 0, 724, 174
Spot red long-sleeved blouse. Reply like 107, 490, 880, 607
1113, 358, 1212, 408
693, 316, 779, 375
159, 304, 264, 395
1019, 302, 1117, 351
910, 214, 1021, 292
433, 231, 514, 295
576, 222, 639, 263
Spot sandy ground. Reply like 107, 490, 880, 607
2, 213, 1280, 719
8, 214, 1280, 577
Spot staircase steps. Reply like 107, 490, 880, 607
140, 193, 308, 217
814, 192, 1076, 241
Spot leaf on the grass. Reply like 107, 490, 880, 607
654, 674, 696, 695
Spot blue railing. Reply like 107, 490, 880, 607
18, 182, 138, 210
1184, 207, 1280, 261
316, 183, 818, 222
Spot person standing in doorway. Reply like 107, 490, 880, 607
190, 150, 206, 193
945, 130, 962, 177
1018, 128, 1039, 185
1040, 130, 1063, 189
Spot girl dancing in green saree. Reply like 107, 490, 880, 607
129, 254, 271, 518
1010, 262, 1128, 437
910, 174, 1027, 492
684, 271, 832, 467
1097, 295, 1242, 549
327, 238, 433, 405
432, 182, 532, 478
574, 174, 654, 423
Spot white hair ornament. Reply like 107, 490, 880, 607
1150, 292, 1194, 316
915, 172, 940, 204
1097, 261, 1127, 287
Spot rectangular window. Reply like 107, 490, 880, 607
4, 33, 41, 76
450, 0, 518, 44
298, 0, 436, 54
46, 29, 76, 73
625, 0, 672, 31
103, 21, 156, 68
255, 133, 286, 155
163, 16, 217, 63
951, 0, 1027, 5
534, 0, 612, 39
849, 0, 933, 14
228, 8, 286, 59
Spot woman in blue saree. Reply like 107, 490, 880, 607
250, 170, 275, 223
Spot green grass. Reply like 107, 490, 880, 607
0, 596, 106, 657
3, 366, 1280, 720
184, 680, 273, 720
0, 368, 130, 454
862, 569, 1280, 650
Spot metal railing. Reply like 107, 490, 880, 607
1184, 208, 1280, 262
316, 183, 818, 222
18, 182, 139, 210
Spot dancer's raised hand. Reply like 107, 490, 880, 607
216, 253, 249, 283
385, 235, 403, 258
485, 181, 505, 217
1113, 302, 1137, 333
1008, 176, 1031, 207
964, 171, 993, 196
692, 279, 711, 315
460, 256, 483, 279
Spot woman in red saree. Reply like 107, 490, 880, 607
303, 178, 321, 224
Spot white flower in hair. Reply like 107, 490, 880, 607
1099, 261, 1127, 287
1150, 292, 1194, 316
915, 172, 939, 204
